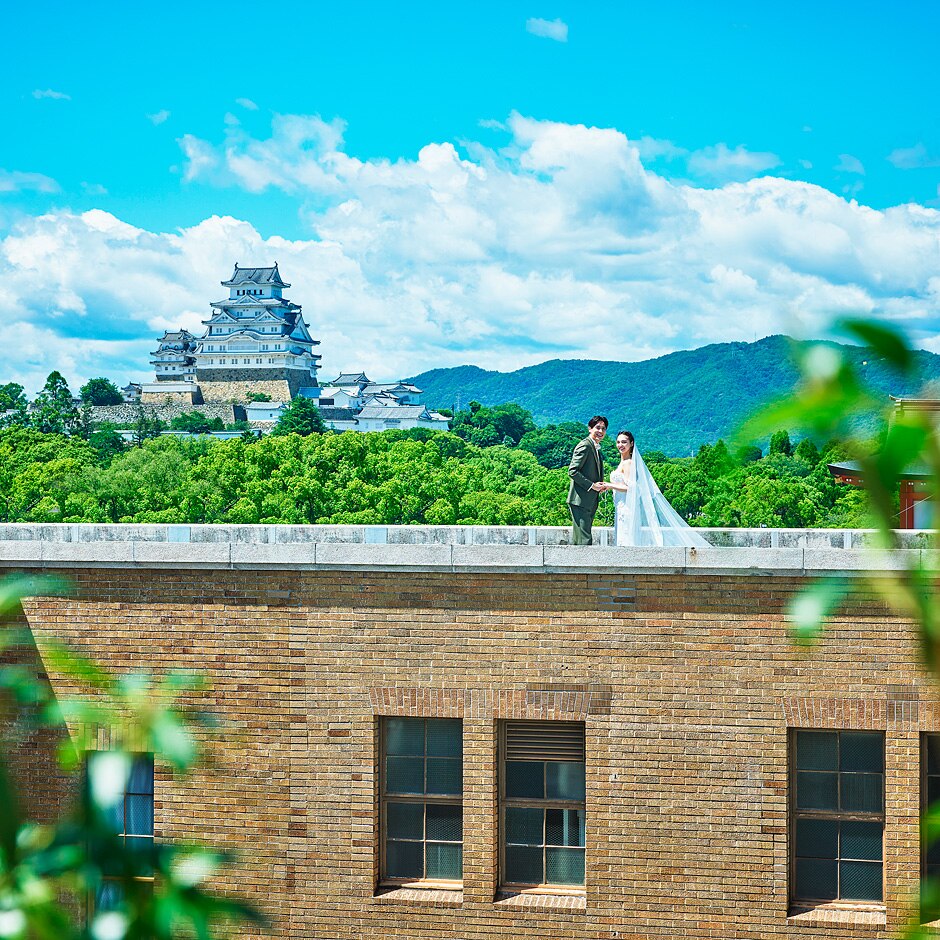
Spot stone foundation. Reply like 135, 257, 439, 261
196, 368, 313, 401
91, 403, 241, 428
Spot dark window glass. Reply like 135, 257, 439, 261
86, 753, 155, 917
501, 721, 586, 888
792, 730, 884, 906
381, 718, 462, 884
922, 733, 940, 921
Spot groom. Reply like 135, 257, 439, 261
567, 415, 608, 545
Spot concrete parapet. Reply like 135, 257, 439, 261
0, 523, 933, 575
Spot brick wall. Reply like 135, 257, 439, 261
8, 566, 936, 939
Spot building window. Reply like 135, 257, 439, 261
381, 717, 462, 884
500, 721, 585, 889
86, 752, 155, 913
791, 729, 884, 906
923, 734, 940, 919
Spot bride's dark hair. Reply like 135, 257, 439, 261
616, 430, 635, 446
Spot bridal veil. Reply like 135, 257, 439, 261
615, 448, 711, 548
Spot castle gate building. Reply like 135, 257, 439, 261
3, 524, 937, 939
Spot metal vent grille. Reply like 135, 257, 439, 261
505, 721, 585, 762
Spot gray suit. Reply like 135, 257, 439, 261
567, 437, 604, 545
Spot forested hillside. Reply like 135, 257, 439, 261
410, 335, 940, 455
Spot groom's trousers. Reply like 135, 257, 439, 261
569, 503, 596, 545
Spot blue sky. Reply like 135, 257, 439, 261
2, 1, 939, 390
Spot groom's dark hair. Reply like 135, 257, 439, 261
587, 415, 609, 429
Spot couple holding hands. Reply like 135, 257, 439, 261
566, 415, 708, 548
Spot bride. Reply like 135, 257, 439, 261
603, 431, 710, 547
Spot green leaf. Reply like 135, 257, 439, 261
838, 317, 914, 371
787, 577, 849, 643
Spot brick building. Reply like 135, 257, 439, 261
3, 523, 938, 939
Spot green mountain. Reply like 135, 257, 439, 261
408, 335, 940, 455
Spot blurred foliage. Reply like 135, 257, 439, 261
0, 576, 261, 939
740, 323, 940, 938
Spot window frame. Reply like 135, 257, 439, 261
788, 729, 885, 909
498, 720, 586, 894
922, 732, 940, 921
378, 717, 463, 888
85, 751, 156, 919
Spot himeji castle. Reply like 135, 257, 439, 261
142, 263, 321, 404
139, 263, 449, 433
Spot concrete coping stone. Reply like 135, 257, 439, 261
0, 523, 932, 574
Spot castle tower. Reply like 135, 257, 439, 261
193, 263, 321, 402
150, 329, 198, 383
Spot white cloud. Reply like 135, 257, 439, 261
686, 143, 780, 183
32, 89, 70, 100
2, 114, 940, 394
0, 170, 60, 194
81, 182, 108, 196
799, 159, 813, 170
147, 109, 170, 125
236, 97, 259, 110
888, 143, 940, 170
526, 17, 568, 42
835, 153, 865, 174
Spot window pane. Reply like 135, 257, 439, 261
926, 834, 940, 865
128, 756, 154, 795
841, 820, 883, 862
545, 847, 585, 885
126, 794, 153, 836
124, 836, 154, 876
426, 804, 462, 842
386, 719, 425, 756
546, 761, 586, 801
841, 773, 883, 813
840, 733, 883, 773
386, 757, 424, 795
103, 800, 124, 835
796, 771, 838, 810
426, 842, 462, 880
546, 809, 585, 848
795, 818, 837, 859
840, 860, 883, 901
386, 802, 423, 840
927, 736, 940, 775
505, 845, 543, 884
796, 730, 838, 771
426, 758, 462, 796
95, 880, 124, 913
795, 857, 837, 901
506, 761, 544, 799
427, 720, 461, 757
386, 840, 423, 879
506, 807, 543, 846
927, 776, 940, 808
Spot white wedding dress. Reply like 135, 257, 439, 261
611, 448, 710, 547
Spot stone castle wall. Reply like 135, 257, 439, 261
91, 403, 240, 427
196, 368, 311, 402
6, 547, 930, 939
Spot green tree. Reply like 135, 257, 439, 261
31, 371, 78, 435
0, 383, 29, 429
271, 398, 326, 436
246, 391, 271, 402
794, 438, 821, 464
79, 377, 123, 405
131, 409, 165, 446
768, 429, 793, 456
170, 411, 213, 434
